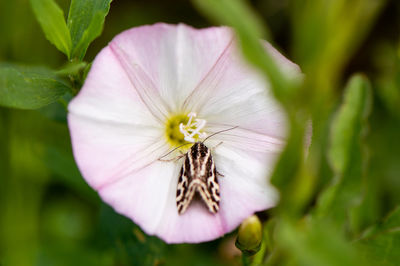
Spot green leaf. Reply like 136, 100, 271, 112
0, 65, 70, 109
99, 204, 166, 265
67, 0, 112, 60
277, 220, 367, 266
56, 61, 88, 76
316, 74, 372, 226
30, 0, 72, 57
357, 206, 400, 266
270, 116, 307, 213
329, 75, 372, 173
379, 207, 400, 233
290, 0, 384, 105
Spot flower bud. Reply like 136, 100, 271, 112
235, 215, 263, 256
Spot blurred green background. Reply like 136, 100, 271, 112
0, 0, 399, 265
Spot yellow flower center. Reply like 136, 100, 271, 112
165, 112, 207, 148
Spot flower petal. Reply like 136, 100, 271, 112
68, 23, 298, 244
109, 23, 234, 111
155, 140, 279, 243
98, 152, 277, 244
68, 45, 170, 189
68, 46, 161, 126
98, 160, 228, 243
98, 161, 179, 234
205, 126, 285, 155
215, 145, 279, 229
69, 113, 169, 189
187, 41, 300, 140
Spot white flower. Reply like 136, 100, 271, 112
68, 23, 300, 243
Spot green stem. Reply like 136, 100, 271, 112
242, 253, 252, 266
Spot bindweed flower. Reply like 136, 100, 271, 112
68, 23, 300, 243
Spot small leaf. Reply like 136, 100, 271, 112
379, 206, 400, 233
0, 65, 70, 109
316, 74, 372, 226
56, 61, 88, 76
67, 0, 112, 60
30, 0, 72, 57
357, 206, 400, 266
329, 75, 372, 173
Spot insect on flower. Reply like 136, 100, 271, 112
175, 140, 221, 215
160, 114, 238, 215
68, 23, 301, 243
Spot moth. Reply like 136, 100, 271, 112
176, 141, 221, 215
159, 126, 236, 215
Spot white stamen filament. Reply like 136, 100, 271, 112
179, 112, 207, 142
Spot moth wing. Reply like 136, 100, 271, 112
176, 163, 196, 215
197, 161, 220, 214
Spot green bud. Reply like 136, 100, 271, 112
235, 215, 263, 256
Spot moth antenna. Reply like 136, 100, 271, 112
158, 142, 192, 161
202, 126, 239, 144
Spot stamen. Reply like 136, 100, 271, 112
179, 113, 207, 143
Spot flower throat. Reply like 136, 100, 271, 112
165, 112, 207, 148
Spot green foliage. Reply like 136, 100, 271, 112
316, 75, 372, 228
31, 0, 112, 60
56, 61, 88, 76
30, 0, 72, 57
1, 0, 399, 265
11, 0, 111, 111
357, 206, 400, 266
276, 220, 363, 266
192, 0, 395, 265
0, 64, 70, 109
67, 0, 113, 60
328, 75, 372, 174
99, 204, 167, 266
291, 0, 384, 102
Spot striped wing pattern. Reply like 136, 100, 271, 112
176, 142, 220, 214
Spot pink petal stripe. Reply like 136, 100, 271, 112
109, 42, 171, 123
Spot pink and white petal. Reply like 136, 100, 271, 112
154, 142, 280, 243
156, 143, 279, 243
190, 41, 300, 140
154, 181, 227, 243
262, 41, 303, 82
68, 46, 161, 126
110, 23, 234, 111
213, 145, 279, 229
199, 64, 288, 139
205, 126, 285, 155
98, 161, 180, 235
98, 160, 227, 243
181, 39, 235, 113
155, 187, 271, 244
69, 113, 169, 189
68, 39, 173, 189
218, 167, 278, 232
97, 149, 275, 244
